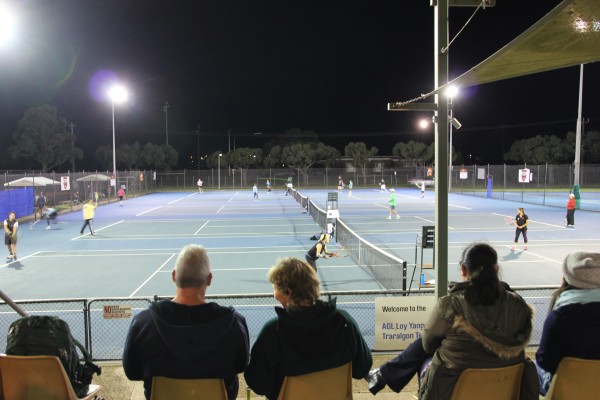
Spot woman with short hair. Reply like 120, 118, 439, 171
245, 257, 372, 399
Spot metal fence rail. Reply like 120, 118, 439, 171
0, 287, 558, 360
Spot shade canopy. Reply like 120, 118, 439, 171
391, 0, 600, 107
76, 174, 111, 182
3, 177, 61, 187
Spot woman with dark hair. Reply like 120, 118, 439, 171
367, 242, 537, 399
244, 257, 372, 399
535, 252, 600, 395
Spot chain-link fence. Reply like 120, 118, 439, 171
1, 170, 156, 219
451, 164, 600, 211
0, 286, 558, 360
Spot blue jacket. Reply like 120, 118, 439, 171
123, 300, 249, 400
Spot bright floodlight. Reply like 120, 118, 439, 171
445, 85, 459, 98
418, 119, 430, 129
0, 5, 16, 46
108, 85, 128, 103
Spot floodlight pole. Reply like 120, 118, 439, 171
434, 0, 450, 298
111, 100, 117, 186
163, 102, 169, 146
574, 64, 583, 186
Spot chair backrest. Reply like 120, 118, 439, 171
543, 357, 600, 400
277, 362, 352, 400
450, 363, 524, 400
0, 354, 99, 400
150, 376, 228, 400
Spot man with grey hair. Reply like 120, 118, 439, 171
123, 244, 249, 400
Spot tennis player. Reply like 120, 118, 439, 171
512, 207, 529, 251
4, 211, 18, 261
305, 234, 334, 271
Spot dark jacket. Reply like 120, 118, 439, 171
419, 282, 536, 400
244, 298, 372, 400
536, 295, 600, 374
122, 300, 249, 400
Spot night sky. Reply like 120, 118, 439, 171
0, 0, 598, 170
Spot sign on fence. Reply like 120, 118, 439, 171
103, 305, 132, 319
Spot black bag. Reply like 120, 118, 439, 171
6, 316, 102, 398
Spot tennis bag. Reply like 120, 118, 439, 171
5, 315, 102, 397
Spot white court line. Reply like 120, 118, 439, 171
129, 253, 177, 297
137, 206, 162, 216
72, 220, 125, 240
491, 213, 563, 228
0, 251, 41, 269
449, 203, 472, 210
372, 203, 388, 209
194, 220, 209, 235
168, 193, 196, 204
415, 215, 435, 224
216, 205, 224, 213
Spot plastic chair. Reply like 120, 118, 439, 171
277, 362, 352, 400
450, 363, 524, 400
150, 376, 227, 400
541, 357, 600, 400
0, 354, 101, 400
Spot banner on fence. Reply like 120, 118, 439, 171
519, 168, 531, 183
61, 176, 70, 191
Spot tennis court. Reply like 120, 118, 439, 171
3, 186, 599, 299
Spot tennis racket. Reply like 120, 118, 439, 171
504, 216, 515, 225
333, 248, 350, 257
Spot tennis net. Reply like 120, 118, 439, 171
293, 190, 407, 290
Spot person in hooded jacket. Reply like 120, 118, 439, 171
122, 244, 249, 400
244, 257, 372, 399
366, 242, 538, 400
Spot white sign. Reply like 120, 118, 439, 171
103, 304, 132, 319
477, 168, 486, 180
110, 178, 116, 187
326, 209, 340, 218
60, 176, 70, 191
374, 296, 436, 351
459, 169, 468, 179
518, 168, 531, 183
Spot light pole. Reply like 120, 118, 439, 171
218, 153, 222, 189
108, 85, 128, 190
163, 102, 169, 145
446, 86, 460, 192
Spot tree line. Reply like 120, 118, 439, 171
7, 104, 599, 174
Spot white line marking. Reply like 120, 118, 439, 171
129, 253, 177, 297
415, 216, 435, 224
216, 205, 224, 214
0, 251, 40, 269
449, 203, 471, 210
194, 221, 209, 235
137, 206, 162, 216
168, 194, 196, 204
491, 213, 563, 228
72, 220, 125, 240
372, 203, 388, 209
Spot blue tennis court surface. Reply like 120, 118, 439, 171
3, 187, 599, 300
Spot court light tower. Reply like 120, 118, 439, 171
163, 102, 169, 145
108, 85, 128, 189
218, 153, 222, 189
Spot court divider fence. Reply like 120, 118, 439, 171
297, 188, 409, 291
0, 287, 557, 360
